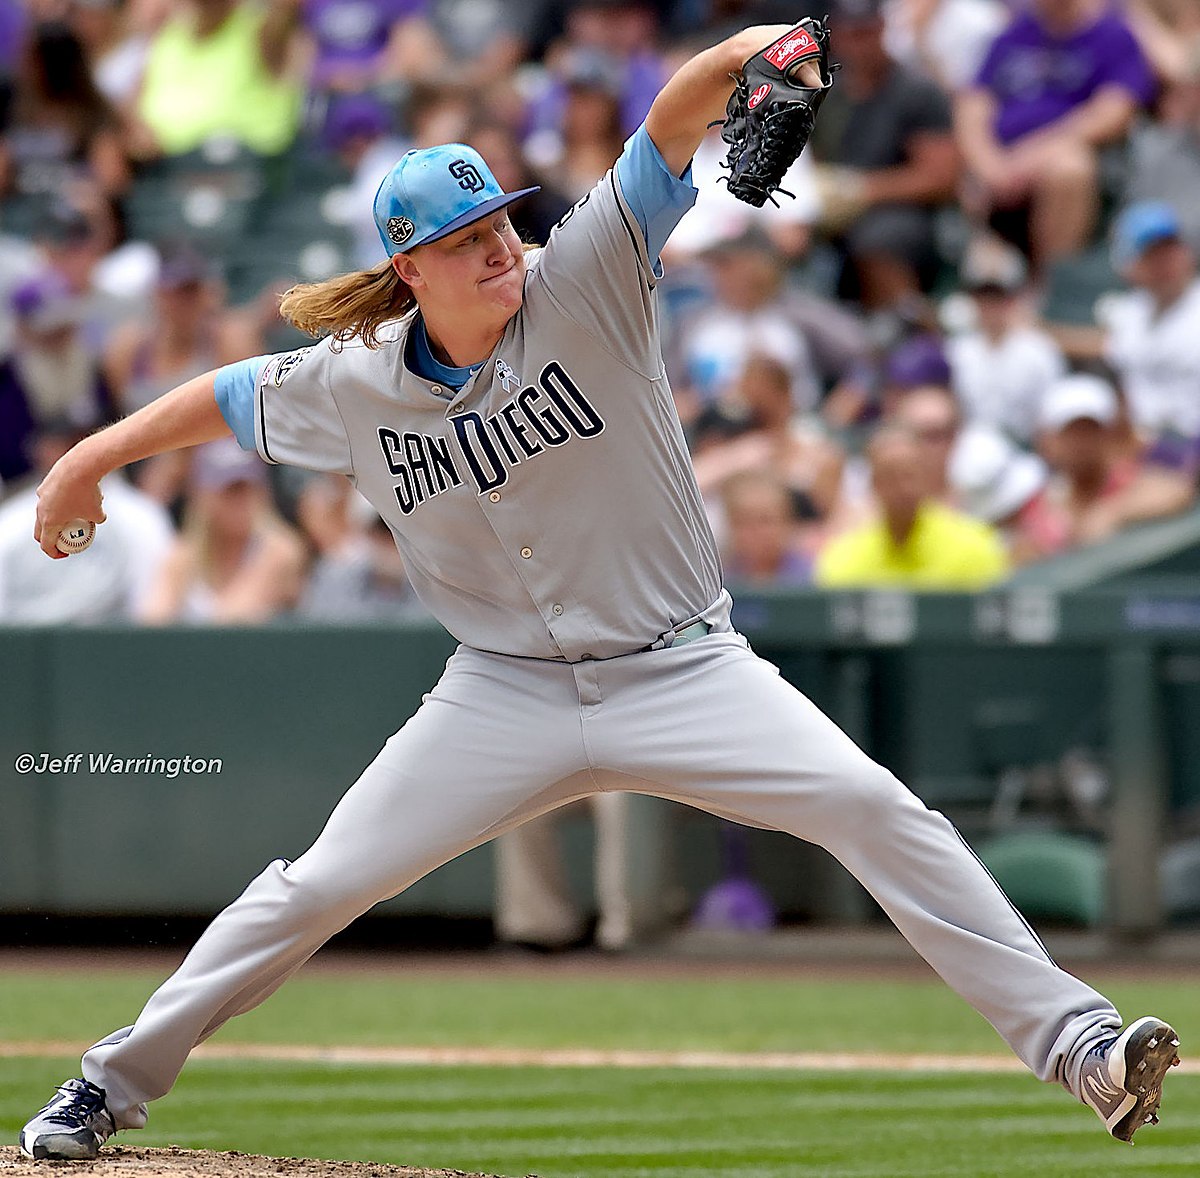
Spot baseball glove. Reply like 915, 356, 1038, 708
716, 17, 837, 208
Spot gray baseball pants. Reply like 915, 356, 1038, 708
83, 634, 1120, 1129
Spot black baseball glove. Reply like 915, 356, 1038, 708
716, 17, 837, 208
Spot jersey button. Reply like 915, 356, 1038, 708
432, 385, 444, 396
552, 604, 563, 616
451, 404, 464, 414
489, 491, 501, 503
520, 546, 533, 559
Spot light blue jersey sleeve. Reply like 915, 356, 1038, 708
614, 122, 698, 270
213, 356, 267, 451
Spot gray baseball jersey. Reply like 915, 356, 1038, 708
249, 171, 727, 662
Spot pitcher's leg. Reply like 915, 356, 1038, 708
82, 649, 586, 1130
595, 637, 1121, 1091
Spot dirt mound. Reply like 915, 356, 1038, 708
0, 1147, 516, 1178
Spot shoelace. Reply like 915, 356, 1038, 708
43, 1081, 106, 1128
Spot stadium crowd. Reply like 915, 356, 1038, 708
2, 0, 1200, 622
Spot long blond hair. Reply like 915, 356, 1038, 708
278, 243, 541, 350
278, 261, 414, 351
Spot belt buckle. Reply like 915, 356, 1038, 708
669, 620, 711, 648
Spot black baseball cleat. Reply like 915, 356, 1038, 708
19, 1077, 116, 1160
1080, 1016, 1181, 1142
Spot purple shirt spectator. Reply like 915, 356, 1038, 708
304, 0, 425, 88
0, 0, 24, 74
975, 9, 1155, 145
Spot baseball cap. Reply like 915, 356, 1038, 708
949, 426, 1047, 523
10, 271, 81, 332
1039, 373, 1118, 432
373, 144, 540, 255
323, 94, 389, 151
1112, 202, 1183, 269
961, 244, 1027, 295
157, 243, 212, 290
883, 335, 951, 390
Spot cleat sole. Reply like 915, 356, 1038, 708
1111, 1020, 1181, 1143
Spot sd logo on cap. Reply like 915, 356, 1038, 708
373, 145, 540, 255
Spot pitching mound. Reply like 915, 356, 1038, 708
0, 1147, 514, 1178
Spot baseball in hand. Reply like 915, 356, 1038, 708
56, 519, 96, 555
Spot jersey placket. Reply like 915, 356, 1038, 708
441, 397, 598, 662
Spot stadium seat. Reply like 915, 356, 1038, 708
974, 830, 1106, 927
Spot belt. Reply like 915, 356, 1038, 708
643, 619, 712, 652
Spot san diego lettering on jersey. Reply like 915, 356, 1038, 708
377, 361, 606, 515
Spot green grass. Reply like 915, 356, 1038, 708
3, 969, 1200, 1057
3, 1057, 1198, 1177
2, 965, 1199, 1176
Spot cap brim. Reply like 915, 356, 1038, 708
410, 187, 541, 249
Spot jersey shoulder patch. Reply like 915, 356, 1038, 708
264, 347, 316, 388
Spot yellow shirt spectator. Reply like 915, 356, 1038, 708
138, 3, 301, 157
816, 500, 1010, 590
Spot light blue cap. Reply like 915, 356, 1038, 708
1112, 201, 1183, 269
373, 143, 540, 255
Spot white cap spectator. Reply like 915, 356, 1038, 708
1039, 373, 1119, 433
950, 425, 1048, 524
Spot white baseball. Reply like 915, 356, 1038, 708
56, 519, 96, 555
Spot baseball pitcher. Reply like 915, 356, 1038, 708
21, 17, 1179, 1161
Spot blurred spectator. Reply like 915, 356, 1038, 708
955, 0, 1155, 274
808, 0, 959, 310
68, 0, 163, 110
0, 271, 112, 487
691, 354, 844, 527
1127, 0, 1200, 86
139, 437, 306, 623
815, 424, 1010, 588
665, 125, 819, 263
1104, 202, 1200, 442
467, 119, 572, 247
692, 0, 805, 42
300, 492, 430, 620
668, 228, 838, 421
132, 0, 304, 158
0, 20, 129, 200
32, 196, 146, 353
495, 791, 633, 952
336, 93, 411, 267
888, 379, 963, 504
882, 0, 1006, 92
104, 243, 259, 416
878, 333, 950, 415
398, 0, 554, 90
0, 0, 25, 84
1124, 45, 1200, 252
0, 420, 174, 621
525, 47, 626, 200
1036, 373, 1136, 547
299, 0, 424, 97
718, 469, 812, 587
948, 423, 1063, 565
1038, 372, 1197, 546
946, 242, 1065, 445
530, 0, 667, 139
103, 243, 260, 502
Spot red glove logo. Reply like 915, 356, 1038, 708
765, 27, 819, 72
747, 83, 772, 110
